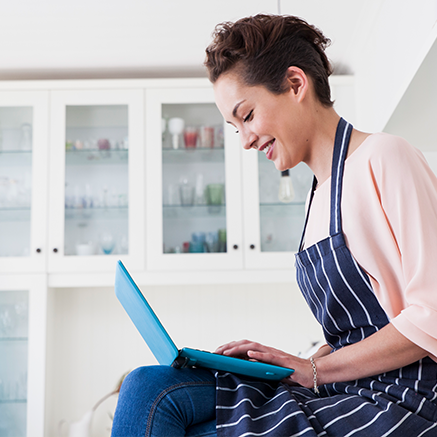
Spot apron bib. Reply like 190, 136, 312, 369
215, 118, 437, 437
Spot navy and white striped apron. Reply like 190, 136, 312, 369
215, 118, 437, 436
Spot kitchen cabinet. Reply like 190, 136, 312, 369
0, 91, 49, 274
145, 78, 354, 272
0, 275, 47, 437
0, 76, 355, 281
145, 86, 244, 271
48, 89, 145, 273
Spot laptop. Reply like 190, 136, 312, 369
115, 260, 294, 381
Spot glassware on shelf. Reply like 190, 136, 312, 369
199, 126, 215, 148
179, 178, 194, 206
218, 228, 227, 253
166, 183, 180, 206
19, 123, 32, 151
278, 170, 295, 203
206, 183, 224, 205
183, 126, 198, 149
168, 118, 185, 150
194, 174, 206, 206
206, 183, 224, 214
99, 232, 115, 255
190, 232, 206, 253
119, 235, 129, 254
75, 242, 96, 256
205, 231, 218, 252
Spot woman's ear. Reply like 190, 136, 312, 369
285, 66, 308, 102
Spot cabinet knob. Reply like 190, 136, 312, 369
233, 244, 238, 250
250, 244, 255, 250
36, 248, 41, 253
53, 248, 58, 253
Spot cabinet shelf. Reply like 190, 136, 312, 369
0, 150, 32, 166
162, 147, 224, 164
0, 399, 27, 404
0, 337, 28, 342
163, 204, 226, 219
64, 206, 128, 221
0, 207, 31, 222
65, 149, 128, 165
259, 202, 305, 217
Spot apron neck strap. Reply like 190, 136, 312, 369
297, 118, 353, 252
329, 118, 353, 236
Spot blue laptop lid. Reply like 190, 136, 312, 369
115, 260, 179, 365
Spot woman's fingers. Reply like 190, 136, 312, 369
215, 340, 266, 357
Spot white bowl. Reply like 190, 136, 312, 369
75, 243, 95, 256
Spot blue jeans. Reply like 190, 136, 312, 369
111, 366, 217, 437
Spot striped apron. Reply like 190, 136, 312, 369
215, 118, 437, 436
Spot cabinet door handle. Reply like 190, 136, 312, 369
36, 248, 42, 253
250, 244, 255, 250
233, 244, 238, 250
53, 248, 58, 253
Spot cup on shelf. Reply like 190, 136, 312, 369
75, 242, 95, 256
218, 228, 227, 252
98, 138, 110, 150
183, 126, 198, 148
179, 178, 194, 206
194, 174, 206, 205
205, 231, 219, 253
215, 125, 224, 148
168, 118, 185, 150
19, 123, 32, 151
199, 126, 215, 148
206, 183, 224, 213
100, 232, 115, 255
167, 183, 180, 206
206, 184, 224, 205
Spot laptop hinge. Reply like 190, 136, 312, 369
171, 355, 189, 369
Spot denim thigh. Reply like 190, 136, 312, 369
111, 365, 216, 437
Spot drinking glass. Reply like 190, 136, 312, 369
183, 126, 198, 148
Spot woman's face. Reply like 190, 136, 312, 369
214, 71, 309, 171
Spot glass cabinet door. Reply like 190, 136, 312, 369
242, 144, 313, 270
0, 92, 49, 273
242, 77, 354, 270
48, 90, 144, 272
0, 276, 47, 437
146, 86, 243, 271
0, 290, 28, 437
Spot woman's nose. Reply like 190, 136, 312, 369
241, 130, 258, 150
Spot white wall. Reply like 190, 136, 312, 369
45, 282, 323, 437
0, 0, 278, 79
352, 0, 437, 132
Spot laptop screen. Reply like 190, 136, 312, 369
115, 260, 179, 365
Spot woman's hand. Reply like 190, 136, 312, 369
215, 339, 314, 388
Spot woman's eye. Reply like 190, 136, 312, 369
243, 110, 253, 123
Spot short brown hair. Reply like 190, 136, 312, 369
205, 14, 333, 107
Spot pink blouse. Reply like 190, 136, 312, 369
303, 133, 437, 361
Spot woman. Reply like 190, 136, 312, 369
111, 14, 437, 436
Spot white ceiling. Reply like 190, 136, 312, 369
0, 0, 380, 80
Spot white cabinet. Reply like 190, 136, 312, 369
0, 91, 49, 274
0, 274, 47, 437
0, 76, 356, 280
48, 89, 145, 273
145, 86, 244, 271
144, 83, 328, 273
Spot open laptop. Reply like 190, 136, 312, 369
115, 260, 294, 381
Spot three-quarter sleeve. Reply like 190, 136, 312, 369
304, 133, 437, 360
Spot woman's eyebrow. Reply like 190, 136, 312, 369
232, 100, 246, 118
